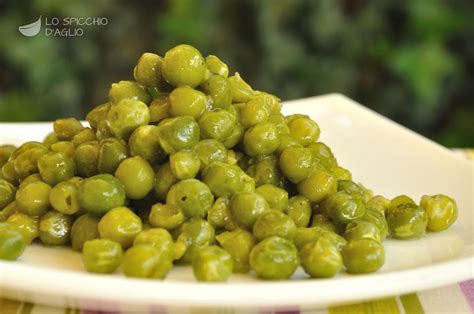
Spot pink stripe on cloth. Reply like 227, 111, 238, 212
459, 279, 474, 311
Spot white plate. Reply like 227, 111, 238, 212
0, 94, 473, 312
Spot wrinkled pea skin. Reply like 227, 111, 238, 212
0, 223, 26, 260
149, 203, 184, 231
0, 145, 16, 168
157, 116, 200, 154
252, 209, 297, 241
148, 96, 171, 124
344, 220, 382, 243
53, 118, 85, 141
300, 237, 343, 278
13, 145, 48, 180
337, 180, 366, 200
51, 141, 75, 159
115, 156, 155, 200
287, 117, 320, 147
0, 180, 16, 210
173, 218, 215, 264
71, 213, 100, 251
322, 192, 366, 225
331, 166, 353, 181
72, 128, 97, 147
362, 208, 388, 240
98, 138, 129, 174
207, 197, 231, 228
246, 154, 282, 187
0, 201, 17, 222
205, 55, 229, 77
122, 244, 173, 279
86, 103, 110, 130
108, 80, 151, 105
216, 228, 256, 273
386, 204, 428, 239
6, 212, 38, 244
389, 195, 416, 214
420, 194, 458, 232
98, 207, 142, 249
201, 75, 232, 110
342, 238, 385, 274
107, 98, 150, 140
192, 245, 233, 282
367, 195, 391, 214
198, 110, 236, 142
38, 152, 75, 186
39, 211, 73, 246
78, 174, 126, 216
194, 139, 228, 169
202, 162, 255, 198
239, 98, 269, 129
249, 236, 298, 280
307, 142, 337, 170
82, 239, 122, 274
166, 179, 214, 219
133, 228, 175, 261
228, 72, 256, 103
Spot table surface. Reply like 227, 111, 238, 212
1, 148, 473, 314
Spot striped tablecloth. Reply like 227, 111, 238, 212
1, 149, 473, 314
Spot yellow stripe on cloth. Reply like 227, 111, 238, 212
400, 293, 424, 314
0, 297, 23, 314
328, 297, 400, 314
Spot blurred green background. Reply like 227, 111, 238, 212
0, 0, 473, 147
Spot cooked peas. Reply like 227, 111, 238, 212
98, 138, 129, 174
386, 204, 427, 239
6, 212, 38, 244
122, 244, 173, 279
300, 237, 343, 278
201, 75, 232, 110
205, 55, 229, 77
255, 184, 288, 212
82, 239, 122, 274
71, 213, 100, 251
53, 118, 84, 141
252, 209, 296, 241
202, 162, 255, 198
157, 116, 200, 154
169, 87, 207, 118
230, 192, 269, 230
173, 218, 215, 263
0, 223, 26, 260
192, 245, 233, 282
198, 110, 236, 142
323, 192, 366, 225
108, 80, 151, 105
161, 44, 207, 88
0, 179, 16, 210
115, 156, 154, 200
133, 52, 164, 87
287, 195, 312, 227
133, 228, 175, 261
149, 203, 184, 231
243, 122, 280, 157
342, 238, 385, 274
166, 179, 214, 219
78, 174, 126, 216
169, 150, 201, 179
107, 98, 150, 140
279, 147, 315, 184
297, 169, 337, 203
216, 228, 256, 273
74, 141, 99, 177
98, 207, 142, 249
38, 211, 73, 246
16, 181, 51, 216
420, 194, 458, 232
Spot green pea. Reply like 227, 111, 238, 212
0, 201, 17, 222
202, 162, 255, 198
43, 132, 59, 148
386, 204, 428, 239
37, 152, 75, 186
72, 128, 97, 147
287, 117, 320, 147
16, 181, 51, 216
300, 237, 342, 278
169, 150, 201, 180
255, 184, 288, 212
216, 228, 256, 273
78, 174, 126, 216
279, 147, 316, 184
389, 195, 416, 213
148, 95, 171, 124
133, 52, 165, 87
106, 98, 150, 140
6, 212, 38, 244
166, 179, 214, 219
287, 195, 312, 227
310, 213, 338, 233
297, 170, 337, 204
0, 145, 16, 168
366, 195, 390, 214
53, 118, 84, 141
344, 220, 381, 243
173, 218, 215, 264
98, 138, 129, 174
342, 238, 385, 274
205, 55, 229, 77
51, 141, 75, 159
71, 213, 100, 251
161, 44, 207, 88
243, 122, 280, 157
82, 239, 122, 274
149, 203, 184, 231
98, 207, 143, 249
49, 182, 80, 215
207, 197, 231, 228
323, 192, 366, 225
122, 244, 172, 279
74, 141, 100, 178
1, 160, 19, 184
19, 173, 42, 188
0, 223, 26, 260
194, 139, 228, 169
153, 162, 178, 201
13, 146, 48, 179
228, 72, 256, 103
253, 209, 296, 241
361, 208, 388, 240
108, 80, 151, 105
169, 86, 207, 118
246, 154, 282, 187
222, 123, 245, 149
133, 228, 175, 261
192, 245, 233, 282
230, 192, 269, 230
115, 156, 154, 200
38, 211, 73, 246
0, 179, 16, 210
201, 75, 232, 110
239, 98, 269, 129
420, 194, 458, 232
86, 103, 110, 130
249, 236, 298, 280
307, 142, 337, 170
198, 110, 236, 142
157, 116, 200, 154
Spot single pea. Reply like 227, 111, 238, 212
192, 245, 233, 282
287, 117, 320, 147
1, 160, 19, 184
37, 152, 75, 186
71, 213, 100, 251
98, 207, 142, 249
279, 147, 316, 184
322, 192, 366, 225
300, 237, 343, 278
122, 244, 173, 279
268, 113, 289, 136
107, 98, 150, 140
239, 98, 269, 129
228, 72, 256, 103
249, 236, 298, 280
255, 184, 288, 212
169, 86, 207, 118
294, 227, 324, 250
307, 142, 337, 170
222, 123, 245, 149
173, 218, 215, 263
361, 208, 388, 240
53, 118, 84, 141
246, 154, 282, 187
98, 138, 129, 174
43, 132, 59, 148
275, 134, 303, 156
133, 52, 164, 87
207, 197, 231, 229
108, 80, 151, 105
201, 75, 232, 110
95, 120, 113, 141
51, 141, 75, 159
153, 163, 178, 201
78, 174, 126, 216
386, 204, 428, 239
133, 228, 175, 261
0, 145, 16, 168
205, 55, 229, 77
243, 122, 280, 157
86, 103, 110, 130
0, 223, 26, 260
198, 110, 236, 142
19, 173, 42, 188
194, 139, 228, 169
344, 220, 382, 243
72, 128, 97, 147
13, 146, 48, 179
337, 180, 366, 200
166, 179, 214, 219
297, 170, 337, 204
38, 211, 73, 246
82, 239, 122, 274
16, 181, 51, 216
49, 182, 80, 215
169, 150, 201, 180
202, 162, 255, 198
115, 156, 154, 200
157, 116, 200, 154
230, 192, 269, 230
74, 141, 100, 178
420, 194, 458, 232
287, 195, 312, 227
342, 238, 385, 274
216, 228, 256, 273
253, 209, 297, 241
6, 212, 38, 244
0, 179, 16, 210
367, 195, 391, 214
310, 213, 338, 233
389, 195, 416, 213
0, 201, 17, 222
148, 95, 171, 124
149, 203, 184, 231
161, 44, 207, 88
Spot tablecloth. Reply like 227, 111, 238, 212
1, 149, 473, 314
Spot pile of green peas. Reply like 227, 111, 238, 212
0, 44, 459, 281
